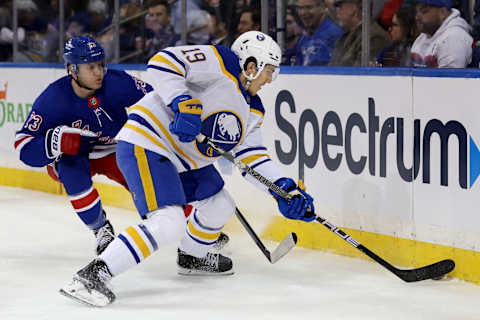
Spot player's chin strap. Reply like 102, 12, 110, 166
72, 76, 96, 91
241, 66, 260, 90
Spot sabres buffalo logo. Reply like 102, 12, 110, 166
196, 111, 243, 158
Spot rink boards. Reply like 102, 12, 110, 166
1, 64, 479, 284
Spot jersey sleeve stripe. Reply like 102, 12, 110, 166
147, 64, 184, 78
160, 49, 186, 71
235, 146, 267, 158
250, 158, 271, 170
129, 105, 199, 169
210, 45, 242, 95
134, 145, 158, 213
14, 134, 34, 151
149, 53, 185, 77
123, 123, 168, 152
240, 153, 269, 165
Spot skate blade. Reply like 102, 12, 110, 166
59, 281, 112, 307
59, 288, 106, 308
177, 266, 234, 276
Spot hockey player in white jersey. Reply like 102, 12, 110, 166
59, 31, 316, 307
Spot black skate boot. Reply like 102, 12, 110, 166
212, 232, 230, 251
177, 249, 234, 276
94, 219, 114, 255
59, 259, 115, 307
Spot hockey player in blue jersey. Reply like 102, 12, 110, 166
59, 31, 316, 307
14, 35, 153, 255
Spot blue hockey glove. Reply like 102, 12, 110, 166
45, 125, 97, 159
169, 95, 203, 143
269, 177, 315, 222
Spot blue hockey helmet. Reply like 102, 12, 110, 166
63, 35, 105, 74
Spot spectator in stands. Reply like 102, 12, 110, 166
181, 9, 211, 45
375, 5, 416, 66
295, 0, 343, 66
16, 0, 59, 62
324, 0, 336, 16
207, 9, 229, 46
329, 0, 390, 66
283, 5, 303, 65
236, 6, 261, 37
117, 2, 143, 63
140, 0, 178, 61
39, 0, 74, 31
471, 0, 480, 41
411, 0, 472, 67
379, 0, 417, 30
0, 0, 17, 61
66, 0, 111, 38
379, 0, 404, 29
169, 0, 202, 34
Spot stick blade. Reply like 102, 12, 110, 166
269, 233, 298, 264
396, 259, 455, 283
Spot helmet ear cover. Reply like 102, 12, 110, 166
243, 57, 258, 72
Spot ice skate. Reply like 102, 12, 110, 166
59, 259, 115, 307
94, 219, 114, 255
177, 249, 234, 276
212, 232, 230, 251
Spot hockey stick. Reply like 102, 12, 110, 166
235, 207, 297, 264
197, 134, 455, 282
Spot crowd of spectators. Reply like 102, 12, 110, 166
0, 0, 479, 68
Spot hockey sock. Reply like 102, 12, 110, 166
69, 186, 105, 230
179, 208, 222, 258
99, 205, 185, 276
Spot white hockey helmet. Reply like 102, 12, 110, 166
231, 31, 281, 83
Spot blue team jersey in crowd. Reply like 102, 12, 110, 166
15, 69, 153, 167
295, 17, 343, 66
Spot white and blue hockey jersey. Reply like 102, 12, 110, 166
116, 45, 283, 191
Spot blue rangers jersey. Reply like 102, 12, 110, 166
116, 45, 284, 192
15, 69, 152, 167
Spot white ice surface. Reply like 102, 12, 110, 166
1, 186, 479, 320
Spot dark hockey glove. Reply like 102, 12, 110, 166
269, 177, 315, 222
45, 125, 97, 159
169, 95, 203, 143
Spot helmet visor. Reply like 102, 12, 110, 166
272, 66, 280, 81
263, 64, 280, 82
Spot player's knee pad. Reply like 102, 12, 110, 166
194, 188, 235, 229
141, 205, 186, 245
